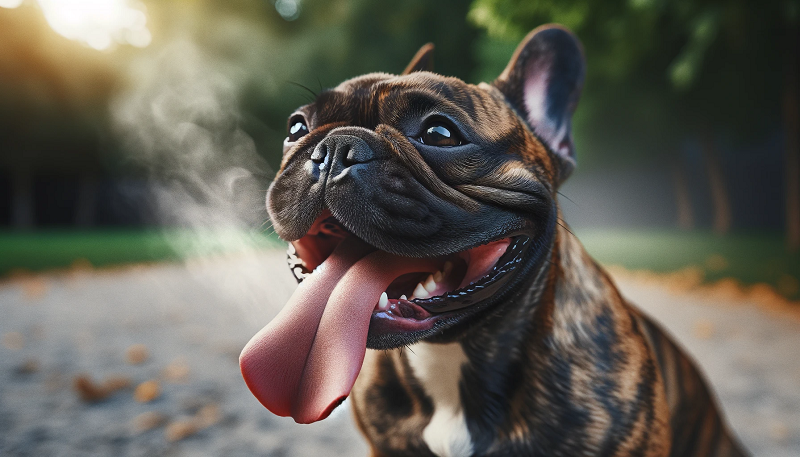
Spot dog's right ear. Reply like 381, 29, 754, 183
402, 43, 435, 75
494, 25, 585, 183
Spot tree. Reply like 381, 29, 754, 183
469, 0, 797, 242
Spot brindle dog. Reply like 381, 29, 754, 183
243, 25, 748, 457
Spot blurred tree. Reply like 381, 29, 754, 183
0, 0, 482, 229
239, 0, 481, 171
0, 4, 117, 229
469, 0, 798, 243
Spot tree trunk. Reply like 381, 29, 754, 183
701, 132, 731, 235
11, 166, 34, 230
74, 173, 97, 227
784, 27, 800, 252
672, 158, 694, 230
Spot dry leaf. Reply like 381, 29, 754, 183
133, 380, 161, 403
126, 344, 149, 365
165, 420, 199, 442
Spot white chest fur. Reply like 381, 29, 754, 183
406, 342, 474, 457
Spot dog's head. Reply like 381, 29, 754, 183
241, 25, 585, 423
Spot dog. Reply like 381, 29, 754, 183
240, 25, 748, 457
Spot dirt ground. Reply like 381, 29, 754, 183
1, 249, 798, 456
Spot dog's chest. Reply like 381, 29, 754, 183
405, 342, 473, 457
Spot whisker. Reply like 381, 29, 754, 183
288, 81, 318, 101
557, 191, 578, 208
557, 219, 577, 239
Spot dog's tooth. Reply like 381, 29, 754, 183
400, 294, 407, 300
423, 275, 437, 293
378, 292, 389, 310
443, 260, 453, 276
412, 283, 429, 299
433, 270, 444, 282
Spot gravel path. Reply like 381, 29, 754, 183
1, 250, 798, 456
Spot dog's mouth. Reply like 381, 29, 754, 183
240, 209, 531, 425
289, 210, 529, 332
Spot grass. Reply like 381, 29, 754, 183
575, 229, 800, 300
0, 228, 797, 300
0, 229, 283, 276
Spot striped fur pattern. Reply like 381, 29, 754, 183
266, 25, 748, 457
352, 224, 746, 456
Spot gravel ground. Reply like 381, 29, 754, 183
1, 249, 798, 456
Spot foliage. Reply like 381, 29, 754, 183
468, 0, 798, 167
237, 0, 481, 170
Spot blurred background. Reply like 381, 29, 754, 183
0, 0, 798, 456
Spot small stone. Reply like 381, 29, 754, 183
73, 374, 110, 402
194, 404, 221, 428
162, 359, 190, 383
126, 344, 149, 365
2, 332, 24, 350
133, 380, 161, 403
132, 411, 167, 433
693, 319, 715, 340
15, 358, 39, 375
103, 375, 132, 392
164, 419, 199, 442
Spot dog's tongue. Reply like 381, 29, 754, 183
240, 236, 439, 424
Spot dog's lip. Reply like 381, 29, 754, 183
287, 213, 530, 329
412, 236, 529, 312
364, 235, 530, 339
284, 212, 533, 342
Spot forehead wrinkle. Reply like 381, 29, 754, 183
309, 89, 351, 126
311, 74, 396, 128
382, 86, 479, 129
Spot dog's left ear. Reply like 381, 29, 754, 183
494, 25, 585, 182
402, 43, 435, 75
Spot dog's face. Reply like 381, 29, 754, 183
241, 26, 585, 423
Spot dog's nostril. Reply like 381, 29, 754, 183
342, 147, 357, 167
311, 144, 327, 163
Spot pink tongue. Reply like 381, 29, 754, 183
240, 237, 439, 424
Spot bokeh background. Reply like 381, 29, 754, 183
0, 0, 798, 456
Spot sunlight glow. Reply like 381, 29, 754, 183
36, 0, 151, 50
0, 0, 24, 8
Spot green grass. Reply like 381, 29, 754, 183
576, 229, 800, 300
1, 228, 797, 300
0, 229, 283, 276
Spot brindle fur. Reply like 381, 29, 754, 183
267, 25, 747, 457
353, 225, 745, 456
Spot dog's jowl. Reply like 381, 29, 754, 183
240, 25, 748, 457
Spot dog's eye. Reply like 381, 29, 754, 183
287, 116, 309, 142
420, 123, 463, 147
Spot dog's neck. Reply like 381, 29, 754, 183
410, 223, 631, 453
461, 221, 622, 354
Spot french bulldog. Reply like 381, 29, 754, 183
240, 25, 747, 457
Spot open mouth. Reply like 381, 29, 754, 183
240, 208, 532, 425
287, 210, 530, 337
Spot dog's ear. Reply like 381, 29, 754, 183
402, 43, 435, 75
494, 25, 585, 182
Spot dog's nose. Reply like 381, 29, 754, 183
311, 135, 375, 182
